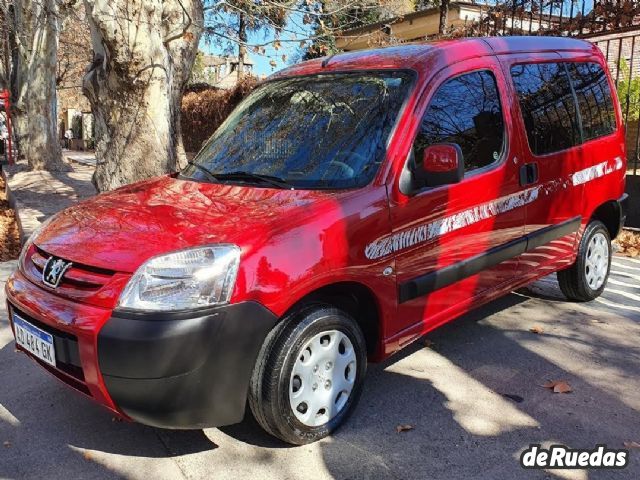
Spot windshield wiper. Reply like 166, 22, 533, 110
214, 171, 295, 190
186, 161, 219, 183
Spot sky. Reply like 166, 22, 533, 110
199, 12, 313, 78
197, 0, 600, 77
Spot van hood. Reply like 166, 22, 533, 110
34, 175, 333, 273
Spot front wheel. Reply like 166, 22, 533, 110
249, 304, 367, 445
557, 220, 612, 301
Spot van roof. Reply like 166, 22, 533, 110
273, 36, 599, 79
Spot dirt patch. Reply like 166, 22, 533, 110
0, 172, 21, 261
614, 229, 640, 257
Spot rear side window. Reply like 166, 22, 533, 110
415, 70, 505, 173
566, 62, 617, 142
511, 63, 581, 155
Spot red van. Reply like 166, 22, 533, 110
6, 37, 628, 445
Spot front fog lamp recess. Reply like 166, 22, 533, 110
117, 245, 241, 311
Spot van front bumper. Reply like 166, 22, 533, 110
6, 269, 278, 429
98, 302, 278, 429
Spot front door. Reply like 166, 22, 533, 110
385, 56, 527, 348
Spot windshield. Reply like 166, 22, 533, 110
182, 71, 414, 189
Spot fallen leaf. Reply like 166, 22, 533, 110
83, 451, 92, 460
542, 380, 573, 393
529, 326, 544, 334
624, 441, 640, 449
423, 338, 435, 349
553, 382, 573, 393
396, 424, 414, 433
3, 441, 10, 448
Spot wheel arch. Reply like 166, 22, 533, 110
282, 281, 383, 360
589, 199, 623, 239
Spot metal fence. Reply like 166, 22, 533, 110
463, 1, 640, 175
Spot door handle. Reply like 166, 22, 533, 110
519, 163, 538, 187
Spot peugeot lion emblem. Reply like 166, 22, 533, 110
42, 257, 72, 288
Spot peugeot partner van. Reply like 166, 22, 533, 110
6, 37, 628, 445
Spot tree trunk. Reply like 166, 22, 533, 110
83, 0, 203, 192
238, 13, 247, 80
439, 0, 450, 35
22, 0, 63, 170
5, 0, 64, 168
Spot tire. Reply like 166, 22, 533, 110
557, 220, 611, 302
249, 304, 367, 445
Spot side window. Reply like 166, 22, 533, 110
414, 70, 505, 173
511, 63, 581, 155
567, 62, 617, 141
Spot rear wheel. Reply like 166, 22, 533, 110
249, 304, 367, 445
557, 220, 611, 301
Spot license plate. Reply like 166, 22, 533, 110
13, 313, 56, 367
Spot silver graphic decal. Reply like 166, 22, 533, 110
365, 157, 624, 261
365, 187, 539, 260
571, 157, 623, 186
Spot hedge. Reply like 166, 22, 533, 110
180, 78, 258, 153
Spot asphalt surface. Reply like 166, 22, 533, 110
1, 257, 639, 480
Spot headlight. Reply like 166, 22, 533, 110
19, 215, 57, 269
117, 245, 241, 311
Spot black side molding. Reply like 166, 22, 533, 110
526, 216, 581, 251
398, 216, 582, 304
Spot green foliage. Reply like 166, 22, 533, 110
71, 113, 83, 139
617, 59, 640, 121
189, 51, 217, 85
190, 51, 206, 83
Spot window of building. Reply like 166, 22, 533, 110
414, 70, 505, 173
511, 63, 581, 155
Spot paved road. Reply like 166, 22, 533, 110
1, 258, 639, 480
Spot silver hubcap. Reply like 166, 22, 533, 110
289, 330, 357, 427
585, 232, 609, 290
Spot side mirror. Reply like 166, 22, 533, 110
421, 143, 464, 188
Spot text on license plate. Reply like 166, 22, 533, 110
13, 313, 56, 367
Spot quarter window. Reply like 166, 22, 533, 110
414, 70, 505, 173
511, 63, 581, 155
567, 62, 617, 142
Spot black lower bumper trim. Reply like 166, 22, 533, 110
98, 301, 278, 429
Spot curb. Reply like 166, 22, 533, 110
1, 165, 26, 245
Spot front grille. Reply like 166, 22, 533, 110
28, 246, 115, 292
10, 305, 88, 392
